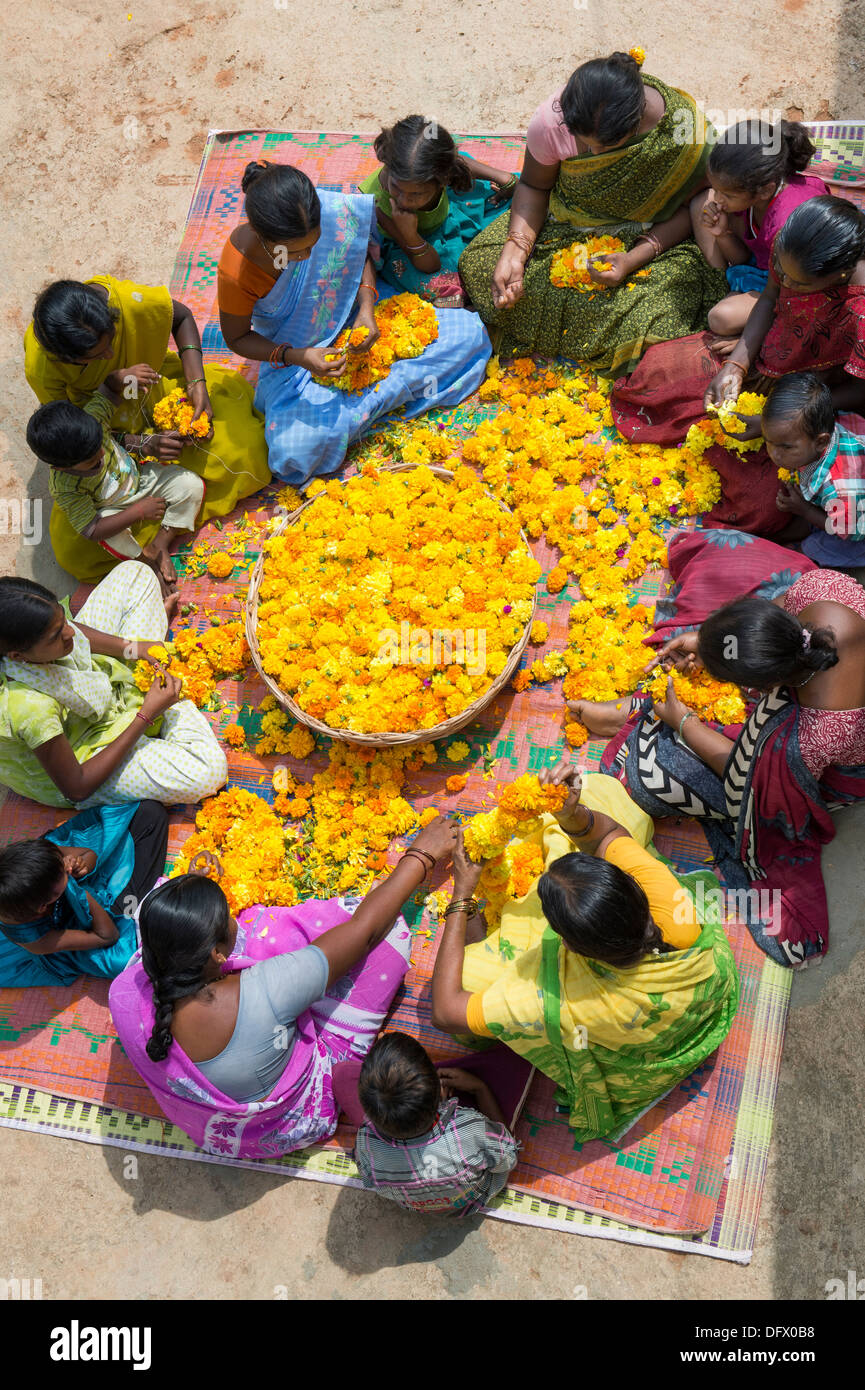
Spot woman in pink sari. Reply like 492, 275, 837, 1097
109, 817, 456, 1160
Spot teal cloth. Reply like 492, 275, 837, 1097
375, 178, 513, 297
0, 803, 140, 986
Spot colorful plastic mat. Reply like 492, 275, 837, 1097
13, 124, 861, 1257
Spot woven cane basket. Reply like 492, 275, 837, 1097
245, 463, 536, 747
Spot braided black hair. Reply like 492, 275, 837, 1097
697, 596, 838, 689
139, 875, 233, 1063
31, 280, 119, 364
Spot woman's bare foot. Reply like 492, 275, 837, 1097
567, 697, 635, 738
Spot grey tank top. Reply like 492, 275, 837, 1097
196, 945, 329, 1102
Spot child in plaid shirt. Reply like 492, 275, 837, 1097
352, 1032, 519, 1217
766, 372, 865, 567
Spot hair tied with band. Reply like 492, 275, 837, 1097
801, 628, 812, 651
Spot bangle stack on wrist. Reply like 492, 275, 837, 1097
402, 848, 435, 880
444, 897, 479, 919
572, 807, 595, 838
505, 231, 535, 257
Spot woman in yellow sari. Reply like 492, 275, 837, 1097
24, 276, 271, 582
459, 51, 728, 374
432, 764, 739, 1142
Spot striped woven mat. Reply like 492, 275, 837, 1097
6, 123, 857, 1258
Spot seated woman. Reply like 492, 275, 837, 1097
359, 114, 516, 305
691, 119, 827, 340
108, 816, 457, 1159
613, 197, 865, 536
216, 160, 490, 486
431, 765, 738, 1144
24, 276, 271, 584
0, 565, 227, 809
570, 529, 865, 967
0, 801, 168, 988
458, 50, 727, 375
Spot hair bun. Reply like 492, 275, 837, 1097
241, 159, 270, 193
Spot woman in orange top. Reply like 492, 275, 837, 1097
217, 161, 491, 486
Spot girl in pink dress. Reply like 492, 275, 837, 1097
691, 119, 828, 339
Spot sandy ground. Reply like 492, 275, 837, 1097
1, 0, 864, 1301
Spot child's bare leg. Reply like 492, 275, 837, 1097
567, 696, 639, 738
708, 291, 761, 340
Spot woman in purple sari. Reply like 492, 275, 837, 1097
109, 817, 456, 1160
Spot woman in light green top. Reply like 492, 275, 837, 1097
359, 115, 516, 305
0, 564, 227, 809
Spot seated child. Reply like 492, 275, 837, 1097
0, 801, 168, 988
359, 114, 517, 306
352, 1031, 519, 1216
691, 119, 827, 340
764, 372, 865, 567
27, 388, 204, 594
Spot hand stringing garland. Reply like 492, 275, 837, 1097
151, 387, 210, 439
313, 292, 438, 393
253, 463, 539, 734
645, 667, 747, 726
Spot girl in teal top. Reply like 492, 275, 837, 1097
359, 115, 517, 305
0, 800, 168, 987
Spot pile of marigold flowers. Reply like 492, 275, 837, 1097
152, 387, 210, 440
171, 787, 300, 914
644, 666, 747, 726
254, 463, 539, 734
134, 621, 249, 708
313, 292, 438, 393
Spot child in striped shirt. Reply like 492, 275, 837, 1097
352, 1032, 519, 1217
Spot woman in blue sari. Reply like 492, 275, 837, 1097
217, 160, 491, 486
0, 800, 168, 987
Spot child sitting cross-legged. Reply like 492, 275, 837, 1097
765, 372, 865, 567
352, 1031, 519, 1217
27, 387, 204, 595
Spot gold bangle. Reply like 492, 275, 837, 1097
444, 898, 479, 919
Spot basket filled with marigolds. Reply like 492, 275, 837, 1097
245, 462, 540, 746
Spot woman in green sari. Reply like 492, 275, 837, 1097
431, 765, 739, 1142
459, 51, 728, 375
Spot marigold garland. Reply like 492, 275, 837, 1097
313, 293, 438, 394
152, 387, 210, 440
644, 667, 747, 726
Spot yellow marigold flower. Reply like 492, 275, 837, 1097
206, 552, 235, 579
222, 722, 247, 749
418, 807, 439, 827
446, 740, 471, 762
529, 620, 548, 645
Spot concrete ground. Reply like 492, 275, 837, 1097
1, 1, 864, 1299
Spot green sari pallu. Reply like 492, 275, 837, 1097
538, 873, 739, 1143
459, 76, 728, 374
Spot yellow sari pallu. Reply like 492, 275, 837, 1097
462, 775, 740, 1142
25, 275, 271, 582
